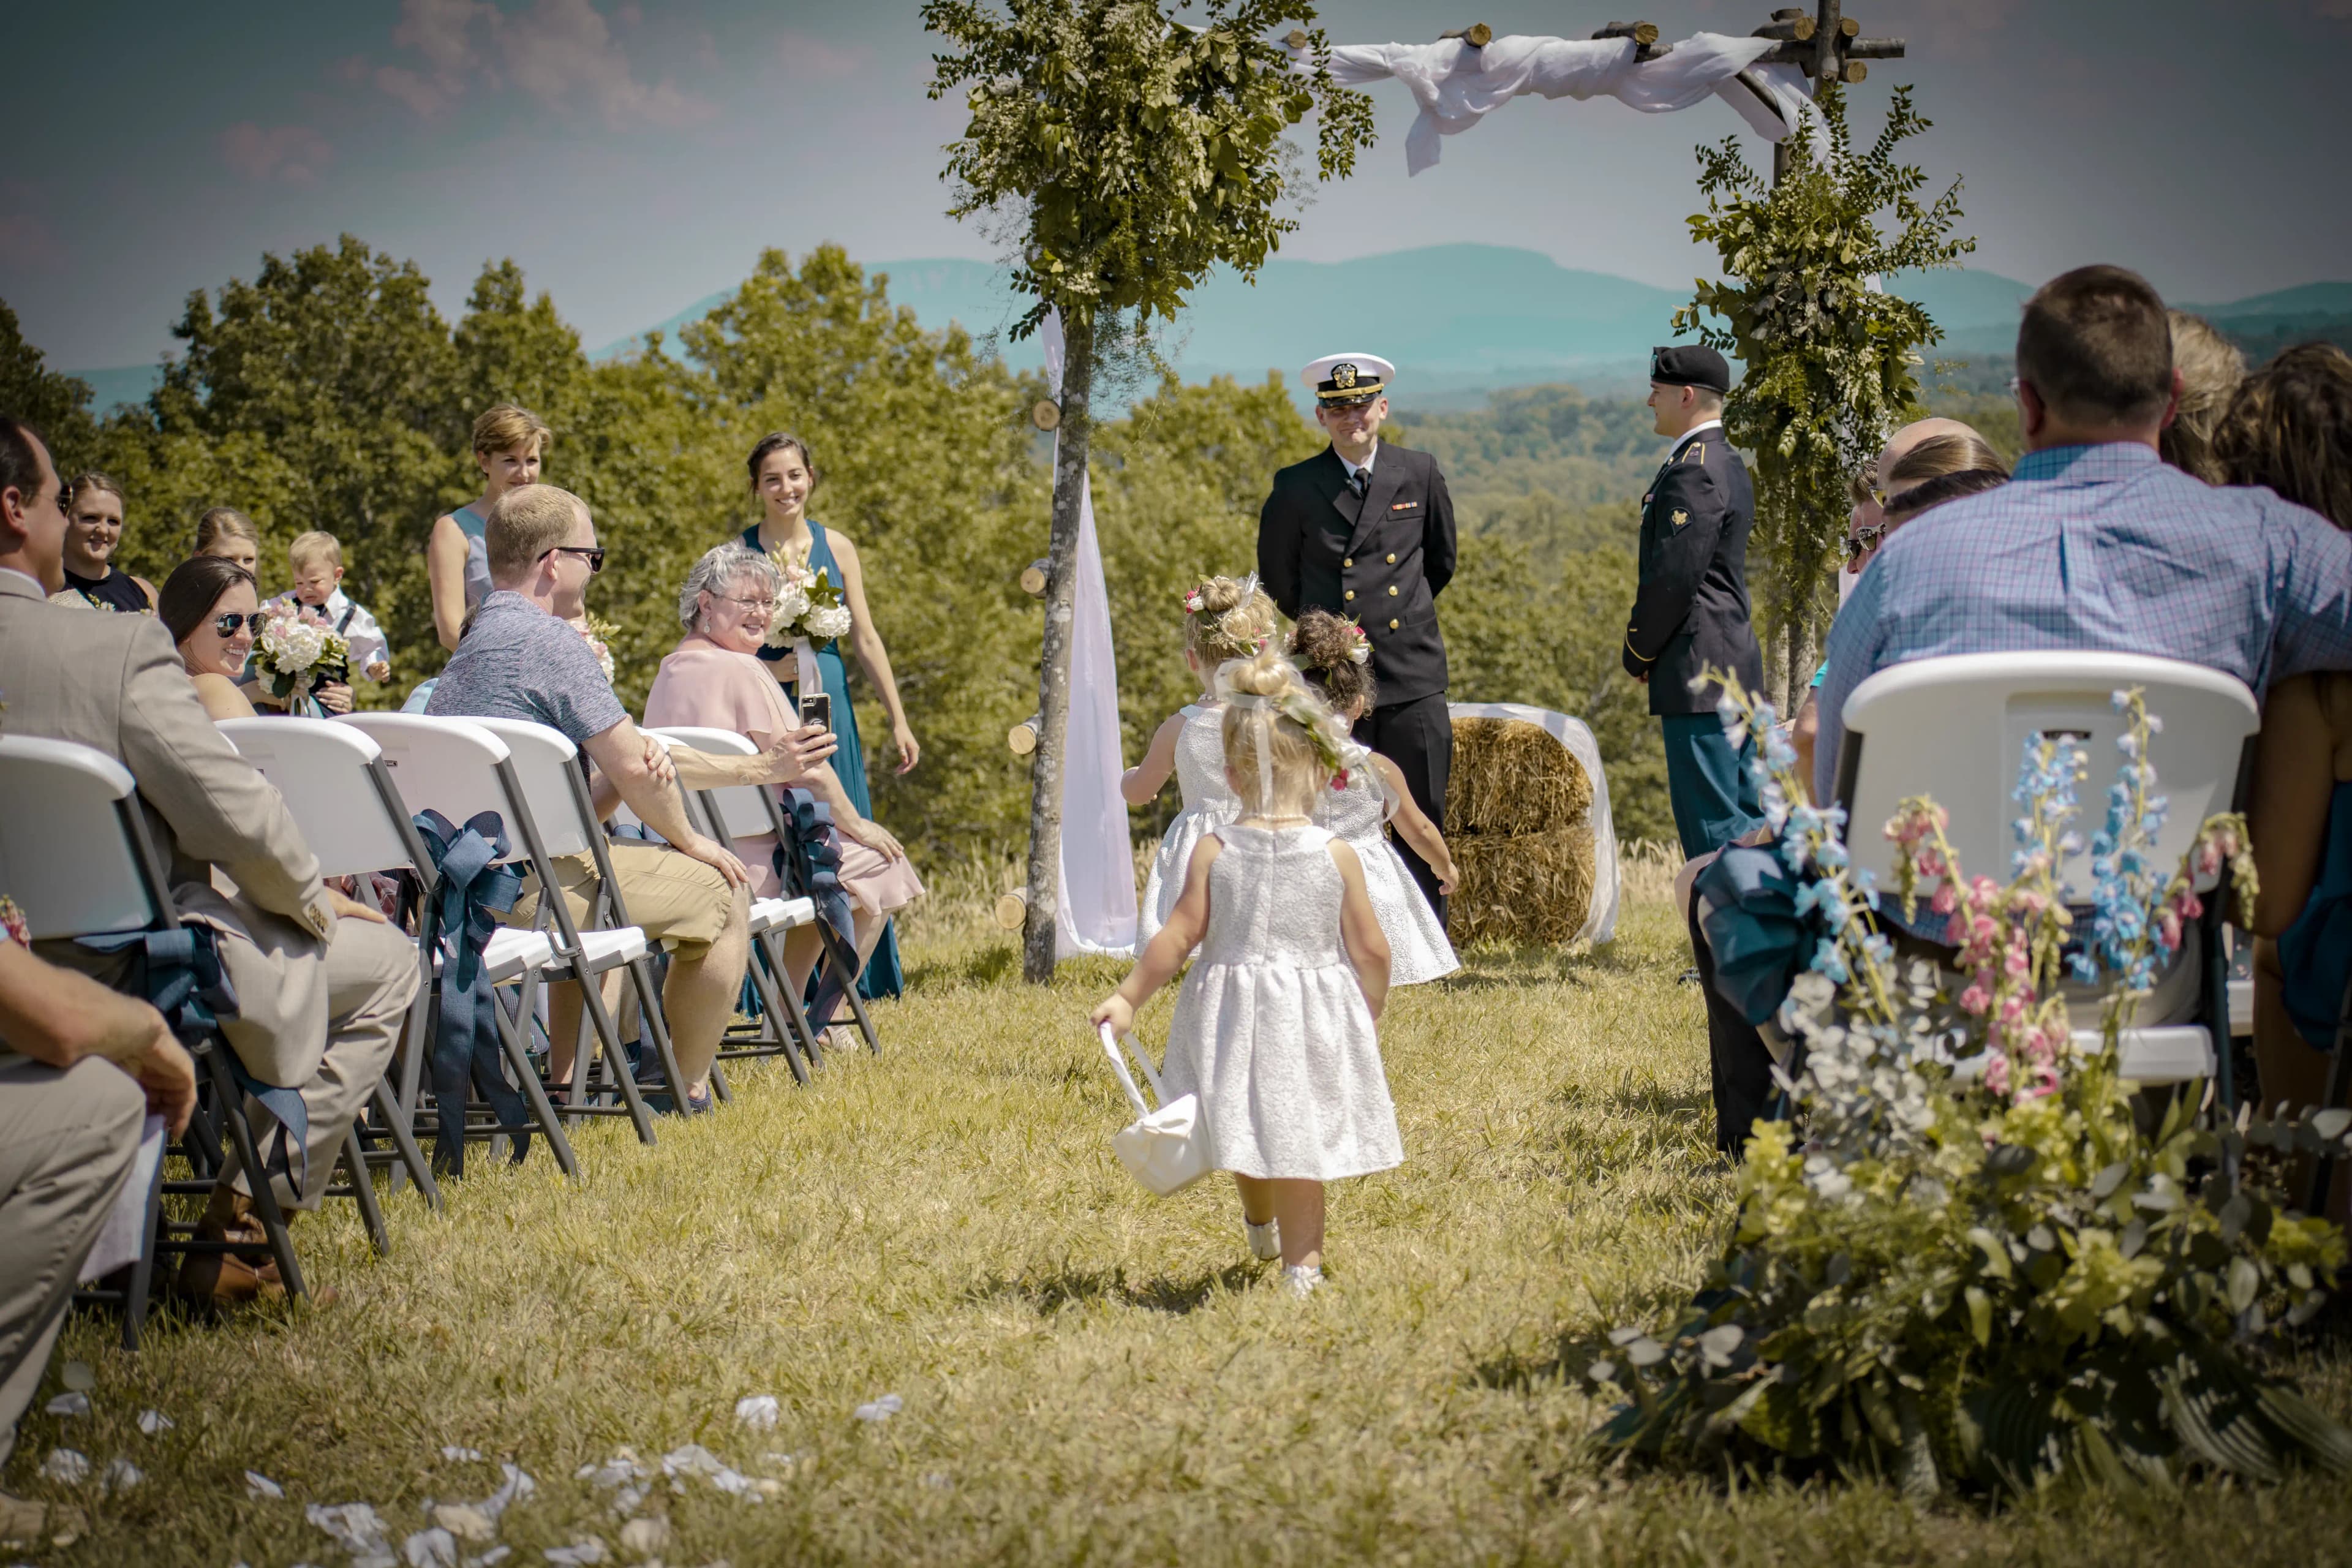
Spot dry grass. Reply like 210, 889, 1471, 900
15, 883, 2352, 1566
1450, 718, 1593, 835
1451, 823, 1599, 948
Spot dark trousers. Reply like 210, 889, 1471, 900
1661, 712, 1765, 860
1353, 691, 1452, 927
1687, 897, 1782, 1158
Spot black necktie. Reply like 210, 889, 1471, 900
1348, 467, 1369, 499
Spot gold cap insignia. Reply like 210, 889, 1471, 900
1333, 361, 1359, 389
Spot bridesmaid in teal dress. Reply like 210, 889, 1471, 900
741, 432, 921, 998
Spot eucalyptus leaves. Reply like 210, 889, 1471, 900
1590, 678, 2352, 1493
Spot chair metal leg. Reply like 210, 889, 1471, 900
575, 963, 657, 1145
201, 1044, 307, 1299
371, 1081, 441, 1212
495, 988, 580, 1180
625, 953, 697, 1113
2302, 973, 2352, 1216
339, 1126, 391, 1257
742, 929, 813, 1085
707, 1058, 733, 1104
118, 1153, 165, 1351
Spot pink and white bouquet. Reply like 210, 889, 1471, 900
253, 602, 350, 707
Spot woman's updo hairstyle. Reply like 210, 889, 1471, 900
1291, 608, 1376, 714
159, 555, 256, 646
1217, 645, 1337, 818
746, 431, 819, 495
1183, 573, 1278, 664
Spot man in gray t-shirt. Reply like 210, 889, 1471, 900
427, 485, 753, 1110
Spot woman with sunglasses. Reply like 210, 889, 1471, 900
159, 554, 262, 721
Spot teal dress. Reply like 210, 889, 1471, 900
743, 522, 904, 998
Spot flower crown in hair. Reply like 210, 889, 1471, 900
1215, 661, 1355, 791
1182, 571, 1260, 618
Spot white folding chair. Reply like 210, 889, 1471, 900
0, 734, 311, 1326
647, 726, 826, 1082
221, 717, 569, 1187
339, 714, 663, 1145
1833, 651, 2260, 1101
650, 724, 880, 1056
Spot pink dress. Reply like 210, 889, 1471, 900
643, 635, 923, 916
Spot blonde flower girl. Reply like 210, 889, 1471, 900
1291, 610, 1460, 986
1121, 575, 1279, 948
1093, 646, 1402, 1297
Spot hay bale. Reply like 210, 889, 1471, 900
1449, 718, 1592, 836
1449, 822, 1598, 949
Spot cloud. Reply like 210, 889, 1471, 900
219, 123, 335, 184
371, 0, 713, 130
775, 31, 871, 80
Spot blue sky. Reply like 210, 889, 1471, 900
7, 1, 2351, 372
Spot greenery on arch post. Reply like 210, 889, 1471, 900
921, 0, 1375, 981
1673, 85, 1974, 712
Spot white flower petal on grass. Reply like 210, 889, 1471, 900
306, 1501, 393, 1557
616, 1517, 669, 1556
99, 1458, 142, 1493
245, 1470, 285, 1499
577, 1452, 650, 1490
137, 1409, 174, 1436
477, 1463, 535, 1523
440, 1446, 484, 1463
432, 1504, 496, 1543
852, 1393, 903, 1423
38, 1449, 88, 1484
734, 1395, 780, 1431
43, 1392, 88, 1417
542, 1541, 608, 1566
607, 1483, 648, 1517
59, 1360, 94, 1393
403, 1527, 459, 1568
657, 1445, 722, 1479
462, 1550, 511, 1568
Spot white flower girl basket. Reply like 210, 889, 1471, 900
1097, 1023, 1212, 1196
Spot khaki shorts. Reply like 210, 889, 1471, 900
505, 842, 737, 960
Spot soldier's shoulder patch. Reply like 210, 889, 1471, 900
1681, 442, 1706, 464
1671, 508, 1689, 528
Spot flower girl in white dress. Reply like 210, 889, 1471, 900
1122, 575, 1279, 948
1291, 611, 1460, 986
1093, 647, 1402, 1298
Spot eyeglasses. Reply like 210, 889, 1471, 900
542, 545, 606, 573
706, 593, 771, 612
212, 612, 262, 635
1841, 524, 1889, 564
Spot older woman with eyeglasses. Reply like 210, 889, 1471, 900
644, 546, 922, 989
159, 555, 262, 721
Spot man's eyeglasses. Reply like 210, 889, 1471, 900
212, 611, 262, 635
1841, 523, 1888, 564
542, 545, 606, 573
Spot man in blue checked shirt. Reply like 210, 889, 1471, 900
1694, 265, 2352, 1163
1815, 264, 2352, 808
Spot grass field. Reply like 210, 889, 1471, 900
14, 873, 2352, 1567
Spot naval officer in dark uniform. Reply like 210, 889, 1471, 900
1623, 344, 1766, 859
1258, 352, 1458, 923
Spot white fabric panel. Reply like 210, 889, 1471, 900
1447, 702, 1621, 947
1306, 32, 1823, 175
1042, 310, 1140, 959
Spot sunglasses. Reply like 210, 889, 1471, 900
1841, 523, 1890, 564
212, 611, 263, 635
542, 545, 606, 573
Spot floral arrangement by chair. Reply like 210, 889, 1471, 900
1588, 677, 2352, 1494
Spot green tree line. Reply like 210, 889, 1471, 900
1, 237, 1676, 858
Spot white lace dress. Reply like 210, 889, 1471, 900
1161, 823, 1403, 1182
1137, 703, 1240, 949
1314, 763, 1459, 986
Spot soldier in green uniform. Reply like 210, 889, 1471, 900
1621, 345, 1765, 859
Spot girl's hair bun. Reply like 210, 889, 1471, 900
1184, 573, 1278, 663
1291, 608, 1377, 712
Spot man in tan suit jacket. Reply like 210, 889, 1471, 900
0, 415, 417, 1303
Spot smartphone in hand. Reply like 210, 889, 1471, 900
799, 691, 833, 733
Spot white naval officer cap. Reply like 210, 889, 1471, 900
1300, 353, 1395, 407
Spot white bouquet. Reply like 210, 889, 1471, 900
764, 548, 852, 647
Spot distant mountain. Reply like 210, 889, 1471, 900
69, 246, 2349, 413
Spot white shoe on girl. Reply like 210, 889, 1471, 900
1245, 1218, 1281, 1261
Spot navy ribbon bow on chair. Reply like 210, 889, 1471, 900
1693, 842, 1812, 1027
413, 808, 530, 1175
78, 924, 310, 1191
778, 788, 859, 1028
